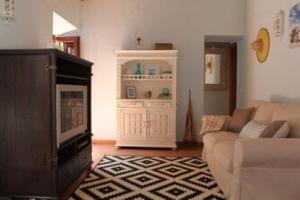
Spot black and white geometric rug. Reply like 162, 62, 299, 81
69, 156, 225, 200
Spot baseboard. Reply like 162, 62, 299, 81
92, 139, 202, 147
92, 139, 116, 145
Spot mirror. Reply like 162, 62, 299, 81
205, 54, 221, 84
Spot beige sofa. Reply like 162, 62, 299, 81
202, 100, 300, 200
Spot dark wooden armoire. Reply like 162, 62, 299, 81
0, 49, 93, 199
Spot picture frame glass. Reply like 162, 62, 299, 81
205, 54, 221, 85
127, 86, 136, 99
290, 3, 300, 48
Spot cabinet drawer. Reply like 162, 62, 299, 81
79, 144, 92, 170
145, 102, 172, 108
58, 156, 79, 193
119, 101, 144, 108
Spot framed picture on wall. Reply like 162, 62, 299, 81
126, 86, 136, 99
290, 3, 300, 48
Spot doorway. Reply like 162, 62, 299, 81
203, 42, 237, 115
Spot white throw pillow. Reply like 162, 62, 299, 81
239, 121, 267, 139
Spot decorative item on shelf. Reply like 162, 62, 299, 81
158, 94, 171, 99
289, 3, 300, 48
148, 67, 157, 75
0, 0, 15, 24
251, 28, 270, 63
161, 70, 172, 75
154, 43, 173, 50
162, 88, 170, 96
161, 72, 172, 80
158, 87, 171, 99
184, 89, 195, 143
136, 37, 142, 49
134, 63, 143, 79
126, 86, 136, 99
273, 10, 285, 39
144, 91, 152, 99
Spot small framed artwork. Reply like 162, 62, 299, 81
126, 86, 136, 99
290, 3, 300, 48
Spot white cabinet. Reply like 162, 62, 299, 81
116, 50, 177, 149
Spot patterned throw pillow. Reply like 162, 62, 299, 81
260, 120, 290, 138
200, 115, 229, 135
239, 121, 267, 139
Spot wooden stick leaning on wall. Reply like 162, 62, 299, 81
184, 89, 195, 143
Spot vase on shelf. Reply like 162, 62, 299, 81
162, 88, 170, 96
134, 63, 142, 79
136, 37, 142, 49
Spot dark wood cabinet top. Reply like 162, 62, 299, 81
0, 48, 93, 66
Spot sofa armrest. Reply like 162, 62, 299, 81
234, 138, 300, 169
231, 138, 300, 200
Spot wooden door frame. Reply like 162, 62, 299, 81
53, 36, 80, 57
204, 42, 237, 115
229, 43, 237, 115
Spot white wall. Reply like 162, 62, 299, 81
0, 0, 81, 49
240, 0, 300, 106
43, 0, 81, 29
81, 0, 245, 141
0, 0, 52, 48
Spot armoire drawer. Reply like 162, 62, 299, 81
145, 102, 172, 108
79, 144, 92, 170
58, 155, 80, 193
119, 101, 144, 108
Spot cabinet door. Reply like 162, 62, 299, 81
119, 109, 146, 140
147, 110, 173, 139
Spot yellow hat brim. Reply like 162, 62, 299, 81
256, 28, 270, 63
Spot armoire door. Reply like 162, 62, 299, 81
119, 109, 146, 140
147, 110, 172, 140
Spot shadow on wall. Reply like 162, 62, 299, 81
270, 95, 300, 105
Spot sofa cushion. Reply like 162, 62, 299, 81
212, 138, 236, 173
228, 107, 255, 132
200, 115, 229, 135
240, 121, 267, 138
251, 100, 281, 125
260, 120, 289, 138
272, 104, 300, 138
